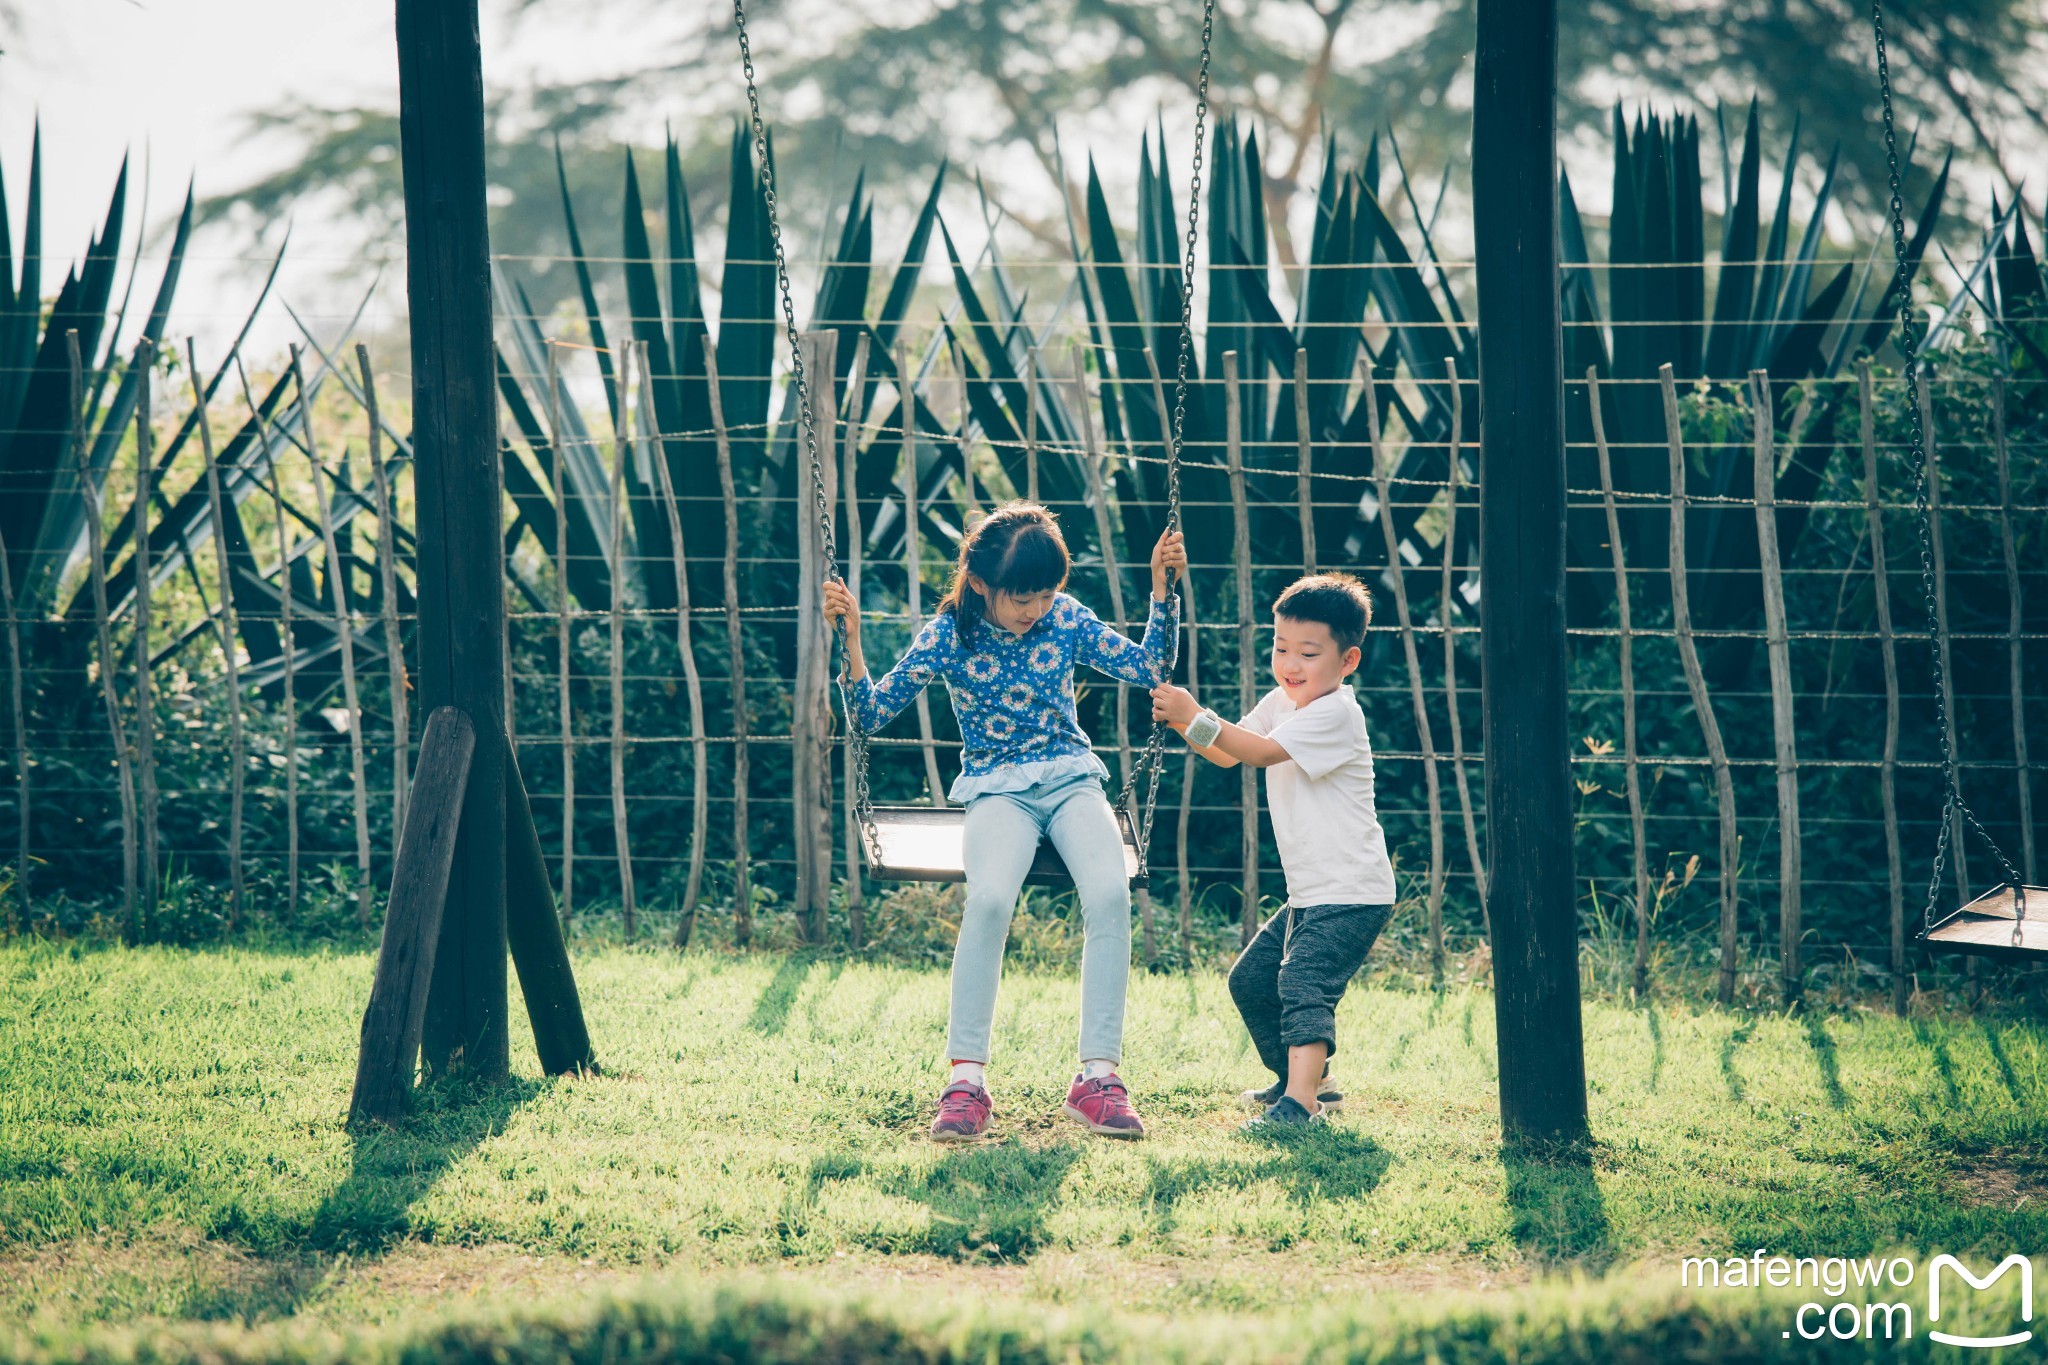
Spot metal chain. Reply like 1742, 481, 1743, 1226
1115, 0, 1216, 878
1871, 0, 2025, 940
732, 0, 880, 868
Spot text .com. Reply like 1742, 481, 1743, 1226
1681, 1250, 2035, 1346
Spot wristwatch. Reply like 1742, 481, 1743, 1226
1184, 708, 1223, 750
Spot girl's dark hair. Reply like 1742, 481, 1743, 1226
936, 501, 1070, 640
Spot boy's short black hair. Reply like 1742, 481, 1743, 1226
1272, 573, 1372, 651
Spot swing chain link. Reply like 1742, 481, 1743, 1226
733, 0, 882, 870
1871, 0, 2025, 942
1116, 0, 1216, 880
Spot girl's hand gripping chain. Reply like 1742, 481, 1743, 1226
1150, 528, 1187, 601
821, 579, 867, 681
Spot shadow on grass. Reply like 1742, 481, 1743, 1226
1800, 1012, 1848, 1109
1912, 1016, 1963, 1108
748, 954, 819, 1036
801, 1144, 1085, 1261
1641, 1004, 1664, 1093
1721, 1017, 1758, 1101
1500, 1136, 1614, 1273
300, 1073, 541, 1255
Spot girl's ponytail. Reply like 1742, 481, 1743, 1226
934, 501, 1071, 642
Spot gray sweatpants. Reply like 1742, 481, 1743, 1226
1227, 901, 1392, 1079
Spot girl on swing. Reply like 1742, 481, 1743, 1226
821, 501, 1186, 1141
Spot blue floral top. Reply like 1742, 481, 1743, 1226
843, 592, 1180, 801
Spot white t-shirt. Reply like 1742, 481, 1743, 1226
1240, 684, 1397, 907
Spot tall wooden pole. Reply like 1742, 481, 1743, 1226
399, 0, 508, 1080
1473, 0, 1586, 1143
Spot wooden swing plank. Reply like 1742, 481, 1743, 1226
1921, 885, 2048, 964
863, 804, 1146, 888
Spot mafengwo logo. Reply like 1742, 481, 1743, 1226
1680, 1250, 2035, 1345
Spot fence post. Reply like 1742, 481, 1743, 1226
608, 342, 637, 938
71, 334, 137, 936
706, 340, 751, 946
294, 346, 375, 929
1858, 361, 1907, 1014
1076, 346, 1154, 965
1919, 371, 1972, 908
1441, 357, 1487, 927
1992, 375, 2035, 886
1662, 366, 1739, 1004
546, 342, 575, 926
645, 344, 709, 948
1750, 371, 1801, 1005
1589, 368, 1649, 996
896, 340, 947, 809
1294, 348, 1316, 572
133, 344, 160, 933
238, 359, 301, 922
358, 347, 411, 850
793, 330, 839, 944
841, 332, 869, 949
1366, 354, 1444, 983
1223, 351, 1260, 949
188, 340, 247, 927
0, 526, 23, 920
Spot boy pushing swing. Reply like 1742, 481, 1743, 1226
1151, 573, 1396, 1127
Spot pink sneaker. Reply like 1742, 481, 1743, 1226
1063, 1071, 1146, 1138
930, 1080, 993, 1142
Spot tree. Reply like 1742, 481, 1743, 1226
209, 0, 2047, 305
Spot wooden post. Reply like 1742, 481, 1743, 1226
1474, 0, 1585, 1141
0, 525, 23, 919
505, 747, 596, 1075
1992, 375, 2035, 885
645, 345, 709, 949
1440, 357, 1488, 929
188, 340, 246, 927
841, 333, 869, 949
71, 334, 136, 936
259, 390, 301, 924
1077, 347, 1154, 963
1368, 359, 1444, 983
400, 0, 509, 1081
1589, 369, 1650, 997
350, 706, 475, 1125
1749, 371, 1801, 1005
896, 339, 946, 808
360, 346, 411, 851
1859, 362, 1907, 1015
706, 340, 752, 945
547, 342, 575, 925
1919, 370, 1971, 905
294, 346, 375, 929
133, 344, 160, 932
1223, 351, 1260, 948
1024, 351, 1041, 504
793, 330, 839, 944
1293, 348, 1316, 572
608, 342, 637, 938
1176, 574, 1200, 966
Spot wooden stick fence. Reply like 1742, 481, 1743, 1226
1859, 360, 1907, 1015
188, 339, 246, 926
293, 345, 374, 928
7, 337, 2046, 1000
1662, 365, 1740, 1005
1366, 354, 1444, 982
840, 332, 869, 950
1588, 369, 1650, 996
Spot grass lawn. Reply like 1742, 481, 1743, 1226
2, 937, 2045, 1360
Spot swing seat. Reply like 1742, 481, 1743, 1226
1918, 885, 2048, 964
862, 804, 1149, 888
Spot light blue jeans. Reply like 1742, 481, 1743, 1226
947, 771, 1132, 1066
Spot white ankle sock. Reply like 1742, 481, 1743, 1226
949, 1061, 986, 1088
1081, 1058, 1118, 1080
